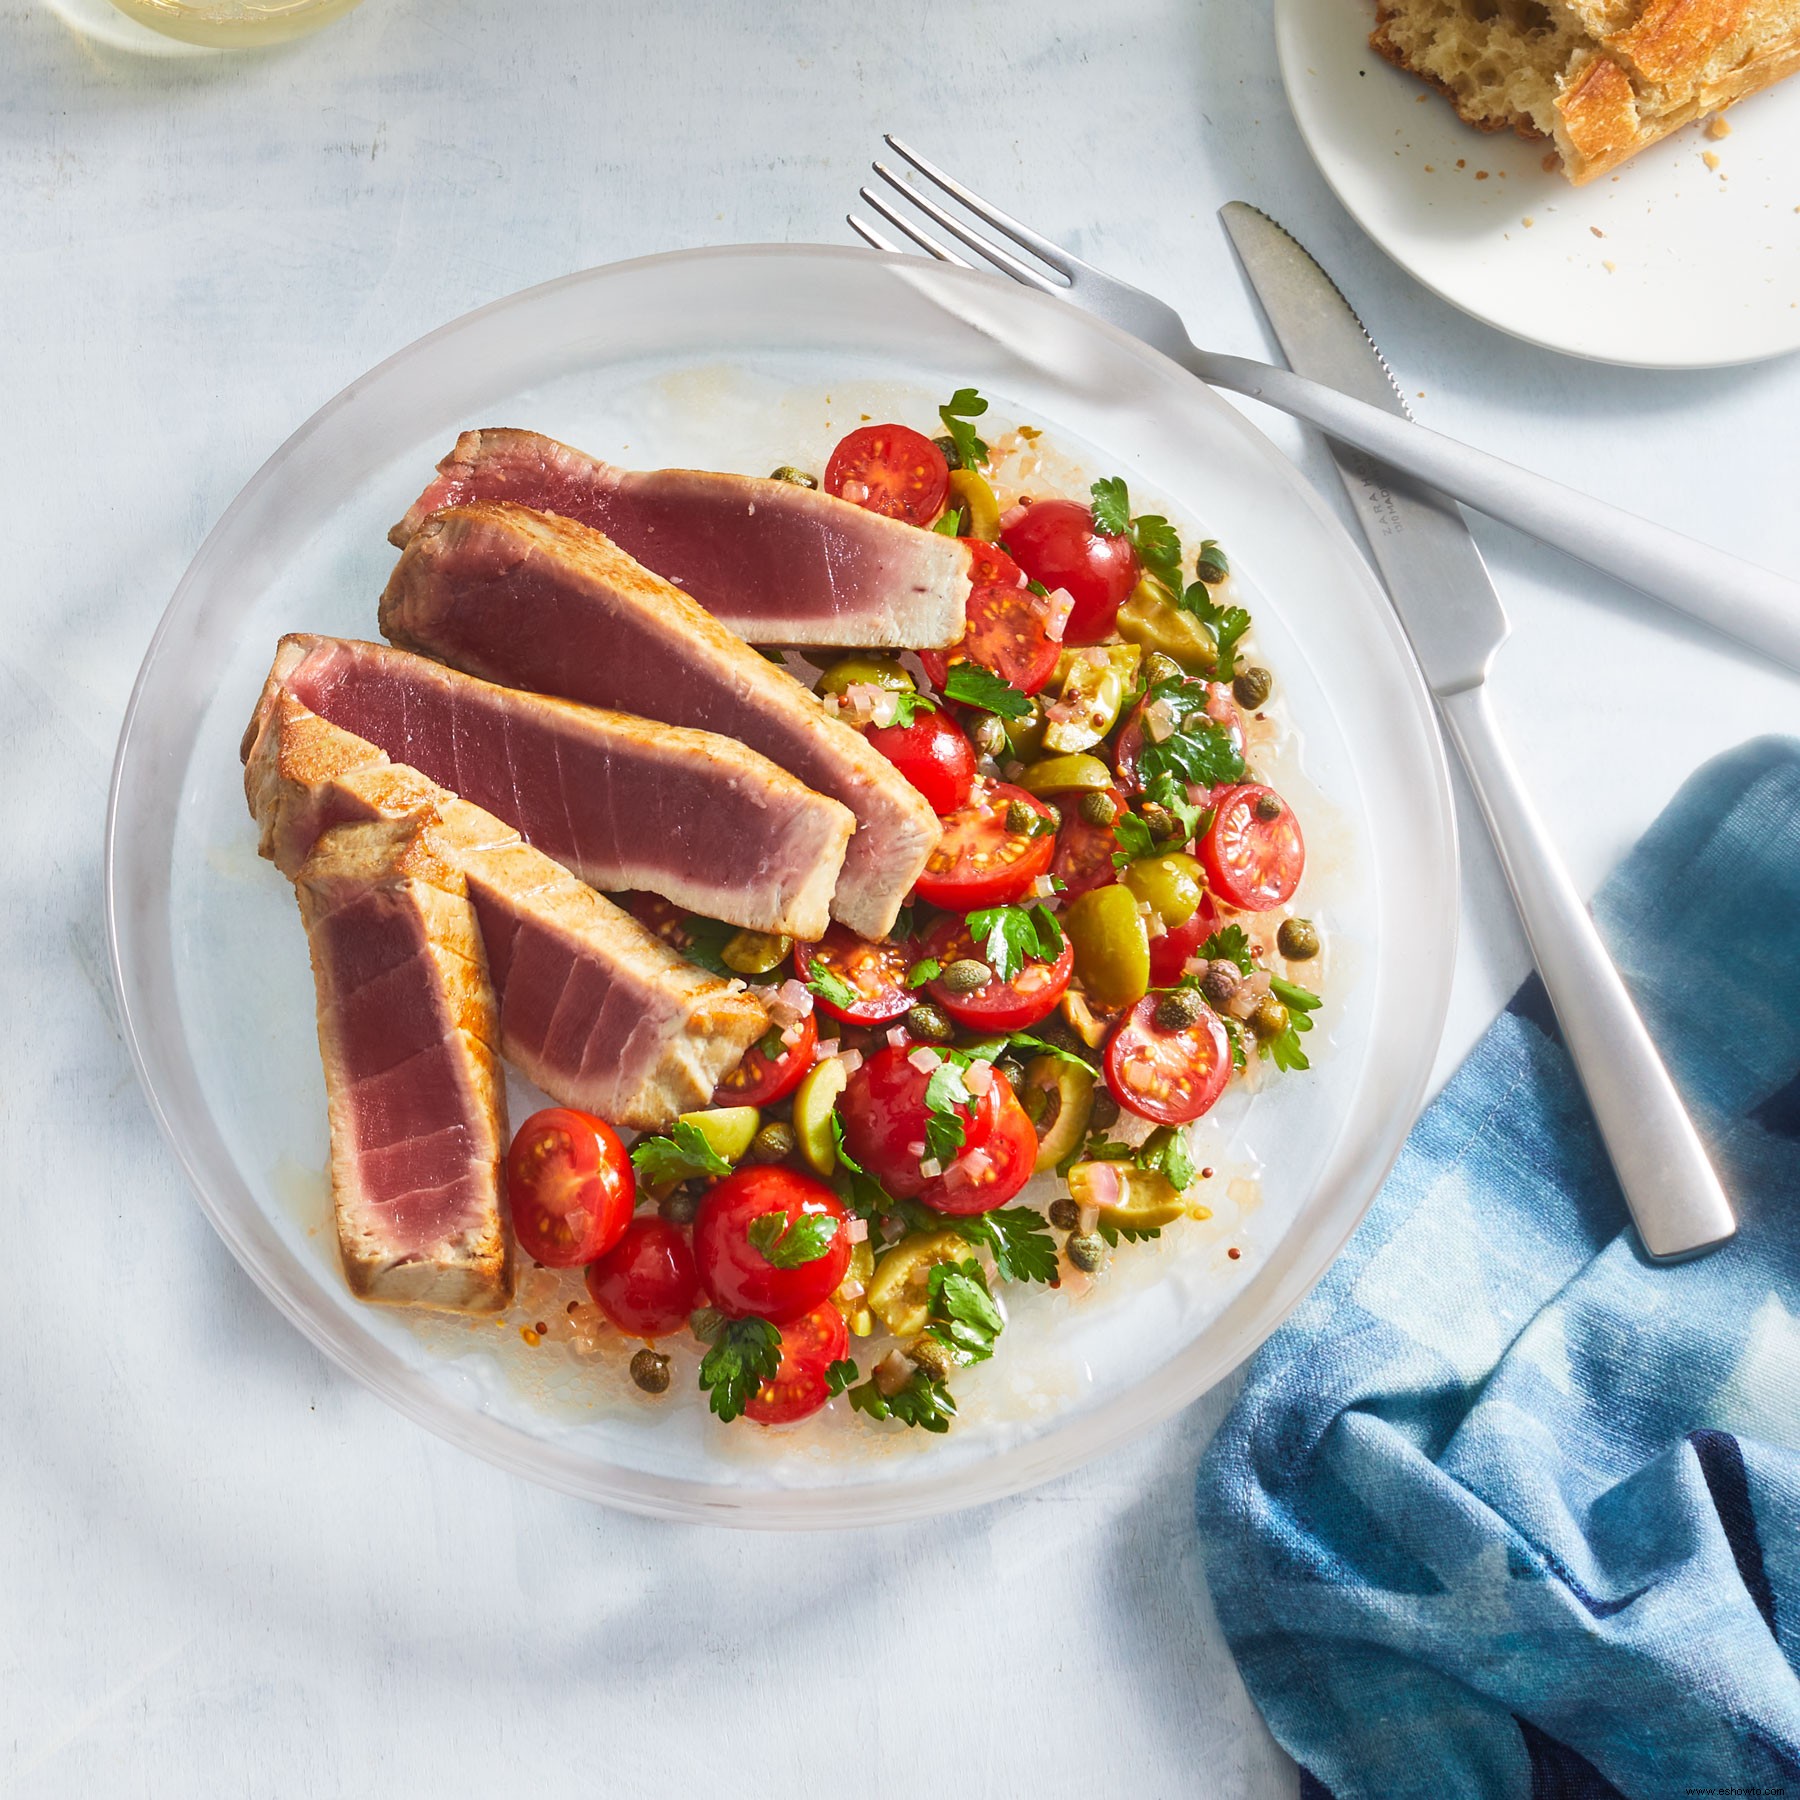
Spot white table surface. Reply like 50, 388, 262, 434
6, 1, 1797, 1792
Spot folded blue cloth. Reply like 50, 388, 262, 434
1196, 737, 1800, 1800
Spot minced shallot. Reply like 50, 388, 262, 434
1042, 587, 1076, 642
908, 1046, 942, 1074
964, 1060, 995, 1096
767, 979, 814, 1027
887, 1026, 911, 1049
844, 1218, 869, 1244
835, 1048, 864, 1077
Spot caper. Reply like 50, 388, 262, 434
906, 1334, 955, 1382
1154, 987, 1209, 1032
1080, 790, 1119, 828
1005, 798, 1039, 835
1142, 650, 1186, 688
816, 654, 914, 699
1048, 1197, 1080, 1231
942, 957, 993, 995
629, 1348, 672, 1394
749, 1120, 798, 1164
1033, 1013, 1086, 1056
688, 1306, 725, 1344
932, 432, 964, 470
769, 465, 819, 489
1233, 666, 1272, 710
1139, 800, 1178, 841
1278, 917, 1321, 961
971, 713, 1009, 758
1087, 1091, 1120, 1132
1195, 541, 1231, 586
1067, 1232, 1107, 1273
1201, 961, 1241, 1009
906, 1001, 957, 1045
1255, 793, 1284, 822
722, 929, 793, 977
659, 1185, 701, 1225
1250, 995, 1291, 1040
993, 1054, 1027, 1093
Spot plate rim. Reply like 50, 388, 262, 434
105, 241, 1459, 1527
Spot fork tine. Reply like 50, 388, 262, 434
855, 186, 976, 270
870, 161, 1063, 295
846, 212, 908, 256
882, 135, 1080, 277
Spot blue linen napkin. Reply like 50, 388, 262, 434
1196, 738, 1800, 1800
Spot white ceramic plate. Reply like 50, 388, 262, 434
106, 246, 1456, 1527
1276, 0, 1800, 367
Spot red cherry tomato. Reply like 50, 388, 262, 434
713, 1011, 817, 1107
838, 1045, 1001, 1200
912, 779, 1056, 912
1002, 497, 1141, 645
1050, 785, 1129, 901
1147, 893, 1220, 988
1104, 994, 1232, 1125
694, 1165, 852, 1324
865, 708, 976, 814
1201, 784, 1305, 912
825, 424, 950, 526
921, 913, 1072, 1033
921, 579, 1062, 697
504, 1108, 635, 1268
918, 1076, 1037, 1215
744, 1301, 850, 1426
584, 1217, 701, 1338
1114, 681, 1245, 795
795, 928, 915, 1026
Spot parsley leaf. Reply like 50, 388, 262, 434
908, 958, 941, 988
1111, 810, 1159, 868
677, 914, 737, 977
1173, 582, 1253, 680
965, 903, 1065, 982
942, 662, 1032, 719
1262, 975, 1323, 1073
825, 1358, 860, 1397
932, 507, 963, 537
804, 960, 861, 1014
1133, 680, 1246, 790
1005, 1029, 1099, 1074
1089, 477, 1183, 593
1271, 975, 1323, 1013
927, 1260, 1005, 1364
938, 387, 989, 471
950, 1205, 1060, 1284
830, 1117, 899, 1219
697, 1317, 782, 1423
848, 1369, 957, 1432
882, 689, 939, 728
746, 1208, 842, 1268
1144, 771, 1203, 840
1090, 476, 1131, 537
1198, 923, 1254, 975
1097, 1218, 1163, 1247
630, 1118, 732, 1185
923, 1058, 973, 1166
1137, 1125, 1197, 1193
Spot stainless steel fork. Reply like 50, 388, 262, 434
849, 136, 1800, 678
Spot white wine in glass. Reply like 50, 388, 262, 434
106, 0, 365, 46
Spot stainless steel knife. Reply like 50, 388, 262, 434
1220, 200, 1736, 1262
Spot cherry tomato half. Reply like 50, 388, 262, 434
713, 1010, 817, 1107
838, 1044, 1001, 1200
865, 708, 976, 815
1147, 893, 1220, 988
921, 913, 1072, 1033
1114, 682, 1245, 795
694, 1165, 852, 1324
1201, 784, 1305, 912
921, 578, 1063, 697
796, 927, 915, 1026
505, 1107, 635, 1268
913, 779, 1056, 912
1104, 994, 1232, 1126
745, 1301, 850, 1426
584, 1217, 701, 1338
1002, 498, 1141, 646
825, 424, 950, 526
1050, 785, 1129, 902
918, 1075, 1037, 1216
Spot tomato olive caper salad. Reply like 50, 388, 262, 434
503, 389, 1324, 1433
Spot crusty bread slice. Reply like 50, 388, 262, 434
1371, 0, 1800, 183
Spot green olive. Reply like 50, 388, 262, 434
1233, 666, 1272, 710
1068, 1160, 1186, 1230
1278, 917, 1321, 961
838, 1239, 876, 1337
721, 929, 793, 976
675, 1105, 761, 1165
1250, 995, 1291, 1040
791, 1056, 849, 1175
1003, 698, 1048, 761
867, 1230, 970, 1337
816, 654, 915, 699
1116, 579, 1218, 676
1122, 852, 1205, 931
769, 465, 819, 489
1017, 753, 1115, 796
1020, 1055, 1096, 1173
1042, 645, 1141, 755
948, 468, 1002, 541
1062, 884, 1151, 1010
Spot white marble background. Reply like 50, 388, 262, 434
5, 1, 1796, 1793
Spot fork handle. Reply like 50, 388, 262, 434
1194, 351, 1800, 678
1437, 683, 1736, 1261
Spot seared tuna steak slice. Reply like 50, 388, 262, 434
269, 633, 851, 941
379, 503, 940, 941
245, 690, 769, 1130
293, 813, 511, 1312
390, 428, 972, 649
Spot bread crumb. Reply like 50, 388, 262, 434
1702, 151, 1721, 172
1424, 164, 1435, 173
1543, 153, 1560, 173
1476, 170, 1490, 180
1603, 259, 1618, 273
1417, 91, 1430, 103
1457, 159, 1467, 169
1522, 216, 1535, 227
1590, 226, 1606, 238
1706, 116, 1732, 141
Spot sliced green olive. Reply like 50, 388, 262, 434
816, 654, 915, 699
1002, 698, 1048, 761
1042, 644, 1141, 755
1121, 852, 1205, 931
675, 1105, 761, 1166
1016, 752, 1116, 796
836, 1239, 876, 1338
1067, 1161, 1187, 1230
867, 1230, 970, 1338
1116, 579, 1218, 675
721, 929, 793, 976
769, 465, 819, 489
791, 1057, 848, 1176
1063, 885, 1151, 1010
1020, 1055, 1096, 1173
948, 468, 1002, 541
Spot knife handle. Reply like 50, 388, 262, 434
1436, 685, 1736, 1261
1195, 352, 1800, 680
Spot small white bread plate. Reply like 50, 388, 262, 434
1276, 0, 1800, 367
106, 246, 1455, 1527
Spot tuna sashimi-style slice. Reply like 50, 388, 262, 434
293, 813, 511, 1313
266, 633, 852, 941
245, 690, 770, 1131
379, 503, 941, 941
389, 427, 972, 649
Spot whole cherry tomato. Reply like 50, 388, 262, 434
694, 1165, 852, 1323
865, 708, 976, 814
838, 1044, 1000, 1200
1002, 498, 1140, 645
584, 1217, 701, 1337
505, 1108, 635, 1268
917, 1075, 1037, 1216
